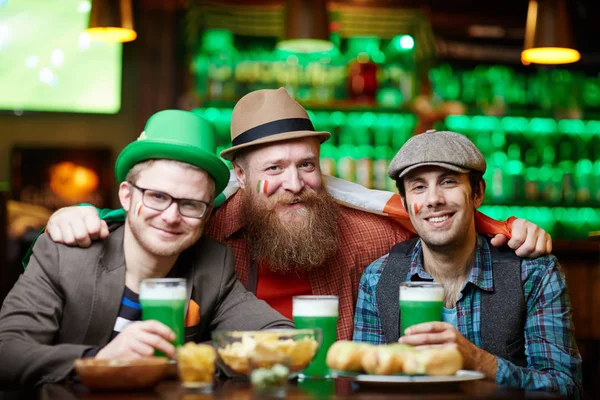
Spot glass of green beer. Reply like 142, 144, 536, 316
139, 278, 187, 357
292, 295, 339, 379
399, 281, 444, 336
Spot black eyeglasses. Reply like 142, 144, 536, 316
128, 182, 210, 219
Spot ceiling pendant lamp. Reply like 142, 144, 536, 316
277, 0, 334, 54
521, 0, 580, 65
85, 0, 137, 43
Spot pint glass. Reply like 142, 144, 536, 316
292, 295, 339, 379
139, 278, 187, 357
399, 281, 444, 336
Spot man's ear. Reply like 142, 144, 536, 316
232, 161, 247, 190
474, 180, 486, 208
118, 181, 132, 210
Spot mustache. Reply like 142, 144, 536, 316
264, 189, 320, 209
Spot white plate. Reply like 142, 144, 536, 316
330, 369, 486, 384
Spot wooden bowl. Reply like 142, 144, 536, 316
73, 357, 169, 391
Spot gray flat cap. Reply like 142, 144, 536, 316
388, 129, 486, 179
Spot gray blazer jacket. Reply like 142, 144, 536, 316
0, 224, 293, 386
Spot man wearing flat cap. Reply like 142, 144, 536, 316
0, 110, 292, 386
37, 89, 553, 342
353, 130, 582, 397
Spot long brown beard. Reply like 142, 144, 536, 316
241, 185, 340, 273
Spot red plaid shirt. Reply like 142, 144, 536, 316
204, 191, 414, 340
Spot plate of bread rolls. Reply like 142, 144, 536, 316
326, 341, 485, 384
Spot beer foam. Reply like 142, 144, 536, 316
399, 286, 444, 302
293, 298, 339, 317
139, 285, 187, 300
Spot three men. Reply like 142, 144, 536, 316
39, 88, 552, 341
0, 110, 292, 386
353, 130, 582, 397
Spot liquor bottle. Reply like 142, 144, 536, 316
356, 144, 374, 189
373, 146, 392, 190
337, 144, 357, 183
320, 144, 338, 178
574, 159, 593, 205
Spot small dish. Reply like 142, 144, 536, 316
73, 357, 169, 391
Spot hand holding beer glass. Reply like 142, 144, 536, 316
399, 282, 444, 336
292, 295, 339, 379
139, 278, 187, 357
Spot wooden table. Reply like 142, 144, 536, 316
11, 377, 564, 400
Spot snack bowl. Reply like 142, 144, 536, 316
211, 329, 321, 378
73, 357, 169, 391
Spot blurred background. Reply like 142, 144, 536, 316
0, 0, 598, 395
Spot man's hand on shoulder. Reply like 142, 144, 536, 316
46, 206, 109, 247
96, 320, 177, 360
490, 218, 552, 258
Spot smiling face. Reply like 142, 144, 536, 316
234, 137, 324, 221
232, 137, 339, 271
402, 166, 484, 251
119, 160, 214, 258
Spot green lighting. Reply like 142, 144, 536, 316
202, 29, 234, 53
347, 36, 385, 62
558, 119, 585, 134
276, 39, 335, 55
399, 35, 414, 50
445, 115, 470, 131
529, 118, 556, 134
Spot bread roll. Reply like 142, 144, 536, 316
402, 344, 463, 376
326, 341, 371, 372
360, 344, 413, 375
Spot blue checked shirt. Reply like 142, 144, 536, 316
353, 235, 582, 398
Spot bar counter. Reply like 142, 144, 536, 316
2, 377, 565, 400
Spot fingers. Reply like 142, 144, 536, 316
140, 320, 176, 342
45, 206, 104, 247
546, 235, 553, 254
71, 219, 93, 248
398, 331, 456, 346
507, 219, 526, 250
489, 234, 508, 247
403, 321, 451, 335
100, 221, 110, 239
135, 329, 177, 359
45, 220, 64, 243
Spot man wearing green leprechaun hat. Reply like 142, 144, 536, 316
0, 110, 292, 386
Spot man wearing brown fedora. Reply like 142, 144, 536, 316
37, 88, 552, 341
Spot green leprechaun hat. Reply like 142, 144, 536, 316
115, 109, 230, 195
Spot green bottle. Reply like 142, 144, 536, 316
337, 144, 357, 183
374, 146, 392, 190
320, 143, 338, 178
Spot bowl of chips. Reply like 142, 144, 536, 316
212, 329, 321, 378
73, 357, 169, 390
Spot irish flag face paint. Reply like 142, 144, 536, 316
256, 180, 269, 195
412, 202, 419, 215
135, 201, 144, 216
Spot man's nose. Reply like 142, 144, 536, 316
281, 168, 304, 194
161, 202, 181, 223
425, 186, 445, 207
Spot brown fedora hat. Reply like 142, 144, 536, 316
219, 88, 331, 160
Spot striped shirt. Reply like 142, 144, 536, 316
353, 235, 583, 398
110, 287, 141, 340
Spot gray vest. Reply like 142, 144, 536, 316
375, 238, 527, 367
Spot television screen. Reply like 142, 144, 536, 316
0, 0, 122, 114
